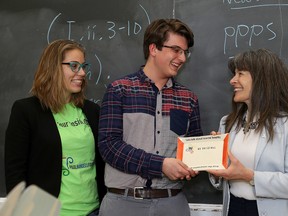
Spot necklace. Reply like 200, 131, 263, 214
242, 118, 259, 134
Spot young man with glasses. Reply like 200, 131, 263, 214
98, 19, 203, 216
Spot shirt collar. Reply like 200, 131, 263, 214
138, 68, 175, 88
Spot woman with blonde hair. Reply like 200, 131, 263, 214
5, 39, 105, 216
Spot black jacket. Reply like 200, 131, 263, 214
5, 96, 106, 201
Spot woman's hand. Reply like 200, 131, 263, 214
210, 131, 221, 135
208, 151, 254, 182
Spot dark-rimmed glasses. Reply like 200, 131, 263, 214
62, 61, 91, 73
162, 45, 191, 58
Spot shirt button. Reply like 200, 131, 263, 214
156, 151, 159, 154
157, 131, 160, 134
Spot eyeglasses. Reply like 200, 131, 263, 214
162, 45, 191, 58
62, 61, 91, 73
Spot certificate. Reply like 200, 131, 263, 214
176, 134, 229, 171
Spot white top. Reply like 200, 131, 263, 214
229, 128, 260, 200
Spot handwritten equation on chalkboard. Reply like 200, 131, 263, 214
45, 4, 151, 103
47, 4, 150, 43
43, 0, 288, 103
223, 0, 288, 56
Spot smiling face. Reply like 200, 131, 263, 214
62, 49, 86, 102
230, 69, 253, 108
143, 32, 190, 88
156, 32, 188, 78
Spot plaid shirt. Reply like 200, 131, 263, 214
98, 69, 203, 188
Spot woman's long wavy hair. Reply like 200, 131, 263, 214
30, 39, 87, 113
225, 48, 288, 141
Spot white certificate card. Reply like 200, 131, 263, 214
176, 134, 229, 171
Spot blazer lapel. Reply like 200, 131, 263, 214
254, 130, 267, 169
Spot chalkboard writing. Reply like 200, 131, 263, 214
1, 0, 288, 205
0, 0, 175, 198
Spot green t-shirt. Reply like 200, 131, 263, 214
53, 103, 99, 216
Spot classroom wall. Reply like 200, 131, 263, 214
1, 0, 288, 205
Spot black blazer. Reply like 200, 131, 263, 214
5, 96, 106, 201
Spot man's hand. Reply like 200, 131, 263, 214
162, 158, 199, 180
